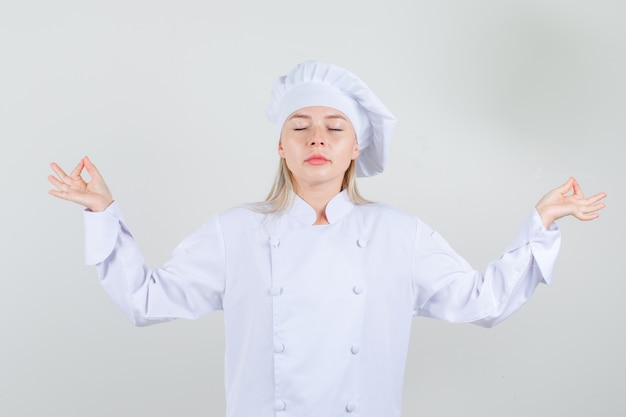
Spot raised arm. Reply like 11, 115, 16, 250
413, 177, 606, 327
48, 156, 113, 212
48, 156, 226, 326
535, 177, 606, 228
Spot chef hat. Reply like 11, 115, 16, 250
265, 61, 397, 177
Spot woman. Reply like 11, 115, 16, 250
48, 61, 606, 417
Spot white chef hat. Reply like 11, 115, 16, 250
265, 61, 397, 177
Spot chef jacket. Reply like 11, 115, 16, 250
83, 190, 560, 417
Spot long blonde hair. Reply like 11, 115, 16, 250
256, 158, 371, 213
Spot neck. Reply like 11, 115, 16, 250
294, 182, 342, 225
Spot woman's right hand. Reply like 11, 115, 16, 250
48, 156, 114, 212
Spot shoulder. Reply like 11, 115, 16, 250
353, 202, 424, 235
186, 205, 269, 244
356, 202, 437, 237
216, 204, 268, 226
357, 202, 416, 223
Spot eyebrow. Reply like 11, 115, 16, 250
287, 113, 348, 121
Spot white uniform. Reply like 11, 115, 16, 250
84, 190, 561, 417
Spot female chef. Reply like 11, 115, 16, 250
48, 61, 606, 417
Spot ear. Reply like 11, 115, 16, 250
278, 141, 285, 158
351, 141, 359, 160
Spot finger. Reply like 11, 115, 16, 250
48, 179, 72, 198
583, 202, 605, 214
49, 162, 69, 180
585, 191, 607, 205
48, 188, 68, 199
83, 156, 104, 182
69, 158, 85, 178
579, 214, 600, 222
577, 212, 600, 221
572, 179, 584, 198
47, 174, 67, 191
556, 177, 575, 195
48, 188, 83, 205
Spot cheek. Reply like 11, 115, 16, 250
278, 135, 296, 158
278, 143, 301, 168
278, 140, 295, 158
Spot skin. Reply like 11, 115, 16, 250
48, 156, 113, 212
48, 106, 606, 228
278, 106, 359, 224
535, 176, 606, 228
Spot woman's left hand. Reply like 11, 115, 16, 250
535, 177, 606, 228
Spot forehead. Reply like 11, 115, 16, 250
285, 106, 350, 122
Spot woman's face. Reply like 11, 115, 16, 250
278, 106, 359, 193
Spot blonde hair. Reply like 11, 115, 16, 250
256, 158, 371, 213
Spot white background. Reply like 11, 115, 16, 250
1, 0, 624, 416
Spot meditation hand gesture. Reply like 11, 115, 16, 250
535, 177, 606, 228
48, 156, 114, 212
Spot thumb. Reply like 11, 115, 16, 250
556, 177, 575, 195
83, 156, 105, 182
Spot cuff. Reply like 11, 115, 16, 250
530, 209, 561, 286
503, 208, 561, 285
83, 201, 124, 265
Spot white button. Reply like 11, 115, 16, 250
350, 345, 360, 355
275, 399, 287, 411
353, 284, 364, 295
270, 286, 283, 296
346, 402, 356, 413
357, 238, 368, 247
274, 342, 285, 353
270, 237, 280, 248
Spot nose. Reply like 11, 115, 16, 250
309, 126, 325, 146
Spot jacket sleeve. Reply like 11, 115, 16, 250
411, 209, 561, 327
83, 202, 226, 327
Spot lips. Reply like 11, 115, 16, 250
305, 154, 330, 165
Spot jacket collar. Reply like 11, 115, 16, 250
289, 190, 354, 225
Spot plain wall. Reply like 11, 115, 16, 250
1, 0, 624, 416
